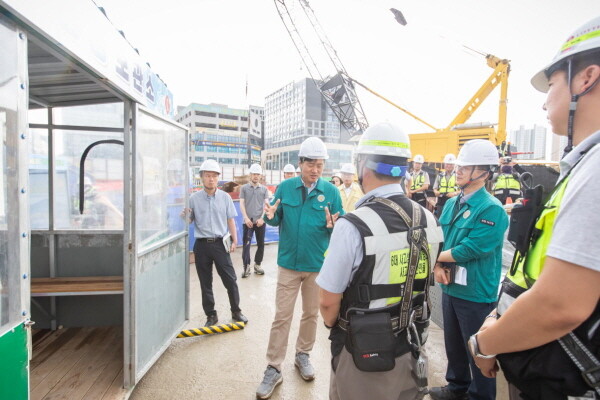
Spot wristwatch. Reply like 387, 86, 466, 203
468, 333, 497, 359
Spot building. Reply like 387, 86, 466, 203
175, 103, 263, 167
263, 78, 354, 172
550, 133, 568, 161
511, 124, 547, 160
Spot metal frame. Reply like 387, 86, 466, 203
124, 103, 189, 387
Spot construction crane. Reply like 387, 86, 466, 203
275, 1, 510, 162
348, 53, 510, 162
274, 0, 369, 135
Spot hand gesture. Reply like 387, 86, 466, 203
256, 218, 264, 227
244, 217, 253, 228
180, 208, 190, 218
324, 206, 340, 228
434, 263, 450, 284
474, 355, 499, 378
264, 199, 280, 220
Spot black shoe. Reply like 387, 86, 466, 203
428, 386, 468, 400
242, 264, 251, 278
204, 314, 218, 327
232, 311, 248, 324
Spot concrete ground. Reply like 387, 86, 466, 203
130, 243, 508, 400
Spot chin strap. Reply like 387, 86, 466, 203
564, 59, 600, 158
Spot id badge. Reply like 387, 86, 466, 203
454, 266, 468, 286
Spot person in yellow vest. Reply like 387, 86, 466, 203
433, 153, 459, 217
406, 154, 430, 208
492, 162, 522, 205
470, 17, 600, 400
338, 163, 363, 212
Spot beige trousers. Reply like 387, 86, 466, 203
266, 267, 320, 371
329, 348, 422, 400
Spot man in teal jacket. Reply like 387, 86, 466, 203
429, 139, 508, 400
256, 137, 343, 399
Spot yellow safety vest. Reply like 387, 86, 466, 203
438, 173, 458, 194
493, 174, 521, 191
497, 177, 569, 315
410, 171, 426, 190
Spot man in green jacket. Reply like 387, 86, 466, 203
429, 139, 508, 400
255, 137, 344, 399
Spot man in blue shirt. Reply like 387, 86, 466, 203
184, 159, 247, 327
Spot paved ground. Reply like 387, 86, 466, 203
130, 242, 508, 399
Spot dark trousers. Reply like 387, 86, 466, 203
442, 293, 496, 400
193, 239, 241, 316
242, 223, 266, 266
413, 192, 428, 208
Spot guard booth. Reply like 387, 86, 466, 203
0, 1, 189, 398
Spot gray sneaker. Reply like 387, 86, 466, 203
256, 366, 282, 399
294, 352, 315, 381
242, 264, 251, 278
254, 263, 264, 275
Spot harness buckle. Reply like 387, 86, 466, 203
407, 225, 424, 243
357, 284, 371, 303
583, 365, 600, 388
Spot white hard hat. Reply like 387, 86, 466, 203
531, 17, 600, 92
455, 140, 499, 167
443, 153, 457, 164
248, 163, 263, 174
413, 154, 425, 164
340, 163, 355, 175
355, 122, 411, 158
283, 164, 295, 173
299, 137, 329, 159
199, 159, 221, 174
296, 167, 301, 173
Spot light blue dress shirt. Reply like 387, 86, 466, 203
189, 189, 237, 239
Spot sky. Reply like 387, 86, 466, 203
97, 0, 600, 148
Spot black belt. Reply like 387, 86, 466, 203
197, 237, 223, 243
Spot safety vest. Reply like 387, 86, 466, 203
496, 150, 600, 397
497, 178, 568, 315
493, 174, 521, 195
438, 172, 458, 194
329, 195, 443, 358
410, 171, 426, 190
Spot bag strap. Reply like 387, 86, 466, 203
370, 197, 431, 330
558, 332, 600, 395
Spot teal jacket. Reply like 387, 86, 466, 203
266, 177, 344, 272
439, 186, 508, 303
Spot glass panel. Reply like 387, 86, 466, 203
53, 129, 124, 230
52, 103, 124, 129
29, 128, 49, 230
0, 18, 19, 329
28, 108, 47, 124
137, 110, 187, 251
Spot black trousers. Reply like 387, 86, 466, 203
242, 223, 266, 266
193, 239, 241, 316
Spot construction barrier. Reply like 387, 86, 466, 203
177, 322, 246, 338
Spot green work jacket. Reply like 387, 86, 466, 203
266, 176, 344, 272
438, 186, 508, 303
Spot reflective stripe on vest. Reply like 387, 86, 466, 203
410, 172, 426, 190
497, 177, 570, 315
493, 174, 521, 191
439, 173, 458, 194
350, 204, 443, 309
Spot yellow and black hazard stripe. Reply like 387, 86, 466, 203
177, 322, 246, 338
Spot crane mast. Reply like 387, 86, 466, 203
274, 0, 369, 135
